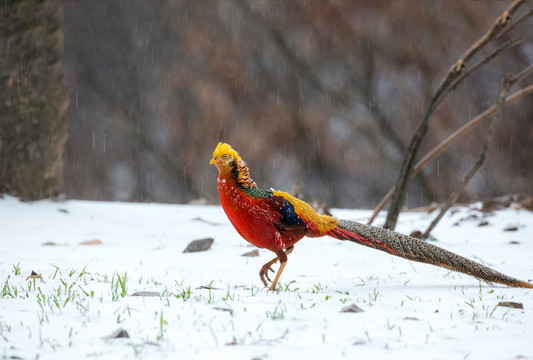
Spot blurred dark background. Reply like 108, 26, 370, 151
2, 0, 533, 208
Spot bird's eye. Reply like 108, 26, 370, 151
222, 154, 228, 159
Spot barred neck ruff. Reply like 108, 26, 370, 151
211, 142, 258, 189
231, 159, 257, 189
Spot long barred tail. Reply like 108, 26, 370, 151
329, 219, 533, 289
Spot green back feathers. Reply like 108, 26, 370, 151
241, 187, 273, 199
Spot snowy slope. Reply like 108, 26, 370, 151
1, 195, 532, 359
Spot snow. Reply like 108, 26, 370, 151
1, 195, 532, 359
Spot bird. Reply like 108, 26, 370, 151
210, 142, 533, 291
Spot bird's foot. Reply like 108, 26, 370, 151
258, 247, 293, 290
259, 263, 277, 287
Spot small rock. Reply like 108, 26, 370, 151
58, 208, 68, 214
213, 306, 231, 312
131, 291, 160, 297
183, 237, 214, 253
497, 301, 523, 309
403, 316, 419, 321
409, 230, 425, 239
80, 239, 103, 245
197, 285, 222, 290
478, 221, 489, 227
191, 217, 221, 226
241, 249, 259, 257
104, 328, 130, 339
42, 242, 58, 246
481, 194, 513, 212
352, 339, 366, 346
450, 208, 460, 216
143, 341, 161, 347
225, 336, 237, 346
508, 241, 520, 245
503, 225, 518, 232
340, 303, 364, 313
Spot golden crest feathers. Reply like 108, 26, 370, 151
212, 142, 243, 163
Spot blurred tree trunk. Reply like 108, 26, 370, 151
0, 0, 69, 200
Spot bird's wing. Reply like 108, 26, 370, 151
240, 186, 308, 233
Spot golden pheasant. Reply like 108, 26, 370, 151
210, 142, 533, 291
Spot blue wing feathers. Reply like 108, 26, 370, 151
279, 200, 305, 226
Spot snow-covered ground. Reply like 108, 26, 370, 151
1, 195, 532, 359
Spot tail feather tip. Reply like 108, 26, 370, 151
519, 281, 533, 289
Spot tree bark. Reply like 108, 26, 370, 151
0, 0, 69, 200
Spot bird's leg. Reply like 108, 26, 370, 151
268, 254, 286, 291
259, 246, 293, 285
259, 246, 294, 290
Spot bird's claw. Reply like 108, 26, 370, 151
265, 267, 275, 282
259, 264, 276, 287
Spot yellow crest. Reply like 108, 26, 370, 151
211, 142, 242, 163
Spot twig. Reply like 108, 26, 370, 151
497, 8, 533, 39
422, 65, 529, 238
510, 63, 533, 83
383, 0, 528, 230
411, 86, 533, 177
437, 39, 522, 109
448, 0, 523, 73
367, 83, 533, 225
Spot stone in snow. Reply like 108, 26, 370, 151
183, 237, 214, 253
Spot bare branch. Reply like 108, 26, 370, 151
422, 72, 516, 238
451, 1, 524, 69
383, 0, 528, 230
497, 8, 533, 39
367, 82, 533, 225
436, 39, 522, 109
510, 63, 533, 83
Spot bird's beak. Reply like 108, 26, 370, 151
209, 158, 217, 165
